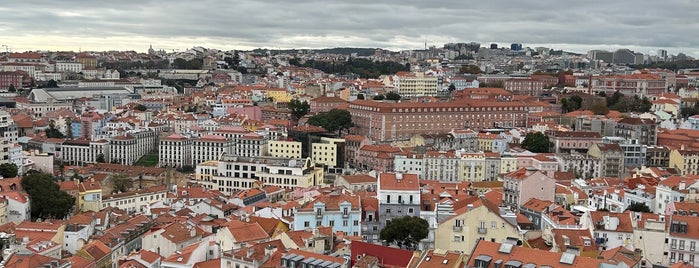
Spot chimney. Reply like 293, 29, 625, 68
396, 173, 403, 181
679, 181, 686, 190
190, 226, 196, 237
265, 244, 277, 257
467, 204, 474, 211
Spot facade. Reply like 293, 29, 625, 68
546, 130, 602, 154
236, 132, 267, 157
377, 173, 421, 230
667, 213, 699, 265
581, 211, 634, 251
268, 140, 302, 158
614, 117, 658, 146
669, 148, 699, 176
192, 134, 234, 166
555, 152, 602, 179
61, 139, 109, 165
588, 143, 625, 179
294, 192, 362, 236
502, 168, 556, 210
159, 134, 193, 168
109, 130, 156, 165
435, 199, 521, 255
311, 137, 345, 170
100, 186, 167, 213
423, 151, 460, 182
347, 99, 528, 142
392, 71, 439, 97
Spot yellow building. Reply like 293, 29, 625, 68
392, 71, 439, 97
435, 199, 521, 254
477, 133, 498, 152
195, 160, 218, 184
669, 148, 699, 176
268, 140, 302, 158
267, 88, 292, 103
459, 152, 485, 182
500, 156, 518, 174
77, 179, 102, 212
312, 137, 345, 168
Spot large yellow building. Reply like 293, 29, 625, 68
392, 71, 439, 97
435, 199, 521, 254
459, 152, 486, 182
267, 88, 292, 103
669, 148, 699, 176
268, 140, 302, 158
312, 137, 345, 168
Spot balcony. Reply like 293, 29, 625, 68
453, 226, 462, 232
316, 213, 323, 219
342, 213, 349, 218
477, 227, 487, 234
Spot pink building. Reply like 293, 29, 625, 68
546, 130, 603, 154
309, 96, 347, 113
502, 167, 556, 210
355, 144, 401, 172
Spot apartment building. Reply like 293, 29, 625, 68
192, 134, 234, 166
235, 132, 267, 157
294, 191, 362, 236
267, 140, 302, 158
159, 134, 193, 168
61, 139, 109, 165
502, 167, 556, 210
392, 71, 439, 97
100, 185, 168, 214
377, 173, 421, 230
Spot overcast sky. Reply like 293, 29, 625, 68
1, 0, 698, 56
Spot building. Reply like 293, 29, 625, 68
546, 130, 602, 154
377, 173, 421, 230
391, 71, 439, 97
192, 134, 234, 166
311, 137, 345, 171
0, 71, 25, 90
267, 140, 302, 158
294, 191, 361, 236
502, 168, 556, 210
669, 148, 699, 176
467, 240, 603, 267
141, 222, 203, 257
61, 139, 109, 166
423, 151, 460, 182
159, 134, 193, 168
347, 99, 528, 142
236, 132, 267, 157
109, 130, 156, 165
667, 212, 699, 265
435, 198, 521, 255
100, 185, 167, 213
588, 143, 625, 179
614, 117, 658, 146
581, 211, 634, 251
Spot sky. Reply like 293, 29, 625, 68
1, 0, 698, 57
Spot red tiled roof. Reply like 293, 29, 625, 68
379, 173, 419, 191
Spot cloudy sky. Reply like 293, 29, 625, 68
1, 0, 698, 56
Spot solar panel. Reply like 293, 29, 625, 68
560, 252, 576, 265
498, 243, 514, 254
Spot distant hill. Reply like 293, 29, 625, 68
250, 47, 390, 56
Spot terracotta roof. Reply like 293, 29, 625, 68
552, 229, 597, 253
379, 173, 419, 191
248, 216, 284, 237
589, 211, 633, 233
467, 240, 602, 267
225, 221, 270, 243
299, 192, 361, 211
341, 174, 377, 184
600, 246, 642, 267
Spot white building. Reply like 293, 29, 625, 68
55, 62, 83, 73
100, 185, 167, 214
192, 135, 234, 166
159, 134, 193, 168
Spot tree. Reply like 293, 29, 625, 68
385, 92, 401, 101
96, 153, 106, 163
460, 65, 483, 74
111, 174, 132, 194
7, 84, 16, 93
373, 94, 385, 100
46, 79, 59, 88
176, 165, 195, 173
448, 83, 456, 92
520, 132, 552, 153
45, 120, 65, 139
307, 109, 354, 135
627, 202, 651, 213
65, 117, 73, 138
357, 93, 365, 100
289, 99, 310, 120
590, 101, 609, 115
380, 216, 428, 250
0, 163, 18, 178
134, 104, 148, 111
21, 170, 75, 220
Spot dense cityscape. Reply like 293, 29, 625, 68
0, 41, 697, 268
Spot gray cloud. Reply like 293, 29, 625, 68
1, 0, 698, 56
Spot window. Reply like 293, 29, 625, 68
385, 208, 391, 213
354, 220, 359, 226
304, 221, 310, 227
386, 195, 391, 204
408, 208, 414, 214
343, 207, 348, 215
329, 220, 334, 226
680, 240, 686, 250
316, 221, 321, 227
491, 221, 497, 229
691, 241, 696, 251
672, 239, 677, 249
343, 220, 348, 227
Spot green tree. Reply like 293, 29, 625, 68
385, 92, 401, 101
626, 202, 651, 213
111, 174, 132, 194
46, 79, 59, 88
356, 93, 365, 100
307, 109, 354, 135
0, 163, 18, 178
380, 216, 429, 250
45, 120, 65, 139
590, 101, 609, 115
373, 94, 385, 100
176, 165, 195, 173
7, 84, 16, 93
134, 104, 148, 111
520, 132, 553, 153
21, 170, 75, 220
460, 65, 483, 74
96, 153, 106, 163
289, 99, 310, 120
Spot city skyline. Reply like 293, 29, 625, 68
1, 0, 698, 57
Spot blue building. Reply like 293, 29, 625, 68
294, 191, 362, 237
